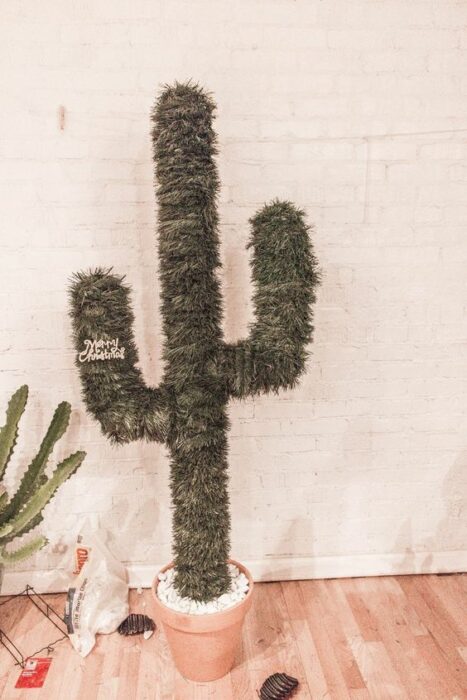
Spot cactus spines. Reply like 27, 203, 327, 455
0, 386, 85, 566
69, 81, 320, 602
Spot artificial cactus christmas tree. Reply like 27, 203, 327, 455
0, 385, 85, 573
70, 82, 319, 603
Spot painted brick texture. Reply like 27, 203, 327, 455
1, 0, 466, 590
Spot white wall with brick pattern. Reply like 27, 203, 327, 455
1, 0, 466, 593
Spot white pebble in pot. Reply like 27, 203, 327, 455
156, 566, 249, 615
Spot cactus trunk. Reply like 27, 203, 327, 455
154, 84, 231, 598
70, 81, 320, 602
168, 422, 230, 600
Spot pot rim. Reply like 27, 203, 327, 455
151, 558, 254, 621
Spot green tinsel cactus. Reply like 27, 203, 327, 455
69, 82, 320, 602
0, 386, 85, 566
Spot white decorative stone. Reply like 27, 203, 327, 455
156, 567, 249, 615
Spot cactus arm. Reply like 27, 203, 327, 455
0, 401, 71, 526
0, 385, 28, 482
69, 269, 168, 444
0, 485, 7, 513
0, 536, 47, 564
0, 450, 86, 540
223, 201, 320, 398
0, 513, 43, 545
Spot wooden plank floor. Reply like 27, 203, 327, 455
0, 574, 466, 699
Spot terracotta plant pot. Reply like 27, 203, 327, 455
151, 559, 254, 682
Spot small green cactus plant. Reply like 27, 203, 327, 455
69, 82, 320, 602
0, 385, 85, 567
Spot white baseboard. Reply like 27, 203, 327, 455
2, 551, 466, 596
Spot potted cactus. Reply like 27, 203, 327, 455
69, 81, 319, 681
0, 386, 85, 592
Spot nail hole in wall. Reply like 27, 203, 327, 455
58, 105, 66, 131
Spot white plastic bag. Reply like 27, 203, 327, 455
64, 524, 129, 657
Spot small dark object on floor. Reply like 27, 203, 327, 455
258, 672, 299, 700
117, 614, 155, 636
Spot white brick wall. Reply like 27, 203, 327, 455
1, 0, 466, 593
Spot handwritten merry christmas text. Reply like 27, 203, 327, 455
78, 338, 126, 363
